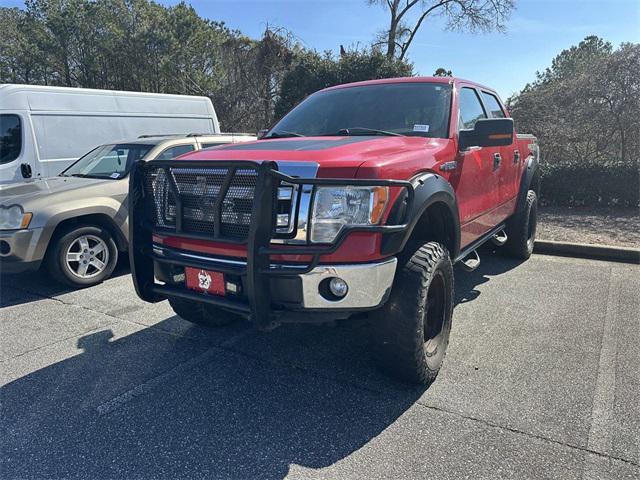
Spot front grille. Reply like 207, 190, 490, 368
144, 165, 259, 241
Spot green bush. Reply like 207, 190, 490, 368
540, 159, 639, 207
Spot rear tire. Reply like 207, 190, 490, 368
169, 298, 241, 327
505, 190, 537, 259
370, 241, 454, 385
47, 225, 118, 287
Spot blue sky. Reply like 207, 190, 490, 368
3, 0, 638, 98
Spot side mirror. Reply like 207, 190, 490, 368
458, 118, 514, 150
257, 129, 269, 140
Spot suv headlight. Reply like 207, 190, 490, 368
0, 205, 33, 230
310, 186, 389, 243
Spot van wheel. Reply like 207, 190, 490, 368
505, 190, 537, 259
370, 241, 454, 385
47, 225, 118, 287
169, 298, 241, 327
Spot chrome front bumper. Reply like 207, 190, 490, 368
299, 258, 397, 309
151, 243, 397, 311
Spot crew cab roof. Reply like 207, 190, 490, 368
321, 76, 498, 95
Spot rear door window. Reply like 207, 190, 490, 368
481, 92, 506, 118
0, 114, 22, 164
458, 88, 487, 130
155, 144, 195, 160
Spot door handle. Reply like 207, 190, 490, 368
514, 150, 520, 163
493, 153, 502, 170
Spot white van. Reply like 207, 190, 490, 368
0, 84, 220, 184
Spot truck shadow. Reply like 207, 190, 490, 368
0, 256, 131, 308
1, 253, 524, 479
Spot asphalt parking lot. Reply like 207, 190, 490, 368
1, 253, 638, 479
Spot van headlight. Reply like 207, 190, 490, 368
310, 186, 389, 243
0, 205, 33, 230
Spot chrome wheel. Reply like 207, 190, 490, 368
65, 234, 109, 279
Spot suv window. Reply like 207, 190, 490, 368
0, 114, 22, 164
62, 143, 154, 179
155, 144, 195, 160
458, 88, 487, 130
481, 92, 506, 118
201, 143, 227, 149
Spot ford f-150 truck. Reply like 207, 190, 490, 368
129, 77, 540, 385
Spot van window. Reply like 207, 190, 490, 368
458, 88, 487, 130
481, 92, 506, 118
155, 144, 195, 160
0, 115, 21, 164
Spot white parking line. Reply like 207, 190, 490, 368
583, 268, 620, 479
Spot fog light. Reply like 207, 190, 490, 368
328, 277, 348, 298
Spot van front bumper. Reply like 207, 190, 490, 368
0, 228, 47, 274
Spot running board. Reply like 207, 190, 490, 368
492, 229, 508, 247
459, 250, 480, 272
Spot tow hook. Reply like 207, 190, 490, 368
459, 250, 481, 272
491, 229, 508, 247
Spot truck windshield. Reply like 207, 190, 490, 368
61, 143, 154, 180
269, 82, 452, 138
0, 114, 22, 165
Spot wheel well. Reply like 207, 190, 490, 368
405, 202, 457, 257
530, 169, 541, 196
48, 214, 127, 252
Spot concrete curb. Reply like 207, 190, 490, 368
534, 240, 640, 265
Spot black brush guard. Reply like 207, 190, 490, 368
129, 159, 414, 329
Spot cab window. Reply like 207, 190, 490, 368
481, 92, 506, 118
155, 144, 195, 160
458, 88, 487, 130
0, 114, 22, 164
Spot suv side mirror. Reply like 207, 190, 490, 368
459, 118, 514, 150
257, 129, 269, 140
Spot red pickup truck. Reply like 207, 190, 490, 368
129, 77, 540, 385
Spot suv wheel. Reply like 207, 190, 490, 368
505, 190, 537, 259
169, 298, 241, 327
47, 225, 118, 287
370, 241, 454, 385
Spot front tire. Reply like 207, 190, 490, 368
370, 241, 454, 385
47, 225, 118, 287
505, 190, 537, 259
169, 298, 241, 327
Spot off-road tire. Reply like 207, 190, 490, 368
46, 225, 118, 287
169, 298, 241, 327
370, 241, 454, 385
505, 190, 537, 259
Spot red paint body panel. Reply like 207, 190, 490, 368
160, 76, 533, 262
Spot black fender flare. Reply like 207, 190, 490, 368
382, 172, 460, 258
514, 153, 540, 216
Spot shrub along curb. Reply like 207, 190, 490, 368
534, 240, 640, 265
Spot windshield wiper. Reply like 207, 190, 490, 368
334, 127, 404, 137
265, 130, 306, 139
69, 173, 111, 179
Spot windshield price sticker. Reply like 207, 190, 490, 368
413, 124, 430, 132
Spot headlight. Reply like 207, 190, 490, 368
0, 205, 33, 230
310, 186, 389, 243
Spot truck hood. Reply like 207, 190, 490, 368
0, 176, 118, 208
182, 136, 453, 178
